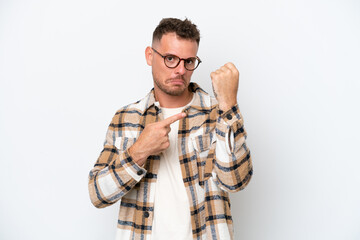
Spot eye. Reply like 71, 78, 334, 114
165, 55, 176, 63
185, 58, 194, 65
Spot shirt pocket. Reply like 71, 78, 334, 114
191, 133, 216, 187
115, 136, 137, 152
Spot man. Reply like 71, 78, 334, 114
88, 18, 253, 240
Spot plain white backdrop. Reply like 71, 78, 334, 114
1, 0, 359, 239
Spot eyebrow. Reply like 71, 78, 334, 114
164, 52, 196, 58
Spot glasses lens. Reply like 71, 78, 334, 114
163, 54, 200, 71
164, 55, 180, 68
184, 58, 199, 70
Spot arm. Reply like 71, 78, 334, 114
210, 62, 253, 192
88, 112, 147, 208
213, 104, 253, 192
88, 110, 187, 208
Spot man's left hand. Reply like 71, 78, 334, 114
210, 62, 239, 112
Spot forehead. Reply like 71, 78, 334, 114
155, 33, 198, 57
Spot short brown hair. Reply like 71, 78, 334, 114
152, 18, 200, 45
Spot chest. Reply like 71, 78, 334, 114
114, 107, 217, 186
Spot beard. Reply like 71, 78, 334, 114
152, 73, 190, 96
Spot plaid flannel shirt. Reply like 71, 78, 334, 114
88, 83, 253, 240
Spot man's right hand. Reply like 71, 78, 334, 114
128, 112, 186, 167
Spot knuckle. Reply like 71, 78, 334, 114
162, 130, 168, 136
163, 141, 170, 149
211, 74, 218, 81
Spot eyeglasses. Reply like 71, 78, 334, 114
151, 48, 202, 71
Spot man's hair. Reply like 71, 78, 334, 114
152, 18, 200, 45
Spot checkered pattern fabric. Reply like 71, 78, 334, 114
88, 83, 253, 240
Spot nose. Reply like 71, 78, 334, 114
175, 60, 186, 75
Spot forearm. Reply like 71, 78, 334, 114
213, 104, 253, 192
88, 145, 146, 208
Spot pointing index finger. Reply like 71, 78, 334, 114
161, 112, 187, 126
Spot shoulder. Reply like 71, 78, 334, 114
110, 92, 152, 125
114, 100, 143, 117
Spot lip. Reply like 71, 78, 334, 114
168, 79, 185, 85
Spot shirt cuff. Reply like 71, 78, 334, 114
218, 104, 243, 127
118, 149, 147, 182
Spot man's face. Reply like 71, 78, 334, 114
147, 33, 199, 97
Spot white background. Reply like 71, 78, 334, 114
1, 0, 359, 239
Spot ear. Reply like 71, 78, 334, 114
145, 46, 153, 66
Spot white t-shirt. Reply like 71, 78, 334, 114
151, 103, 194, 240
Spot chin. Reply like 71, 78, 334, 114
155, 78, 189, 96
165, 87, 187, 96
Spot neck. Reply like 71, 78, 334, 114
154, 87, 193, 108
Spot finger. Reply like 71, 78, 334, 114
165, 125, 171, 134
160, 138, 170, 150
224, 62, 236, 70
212, 70, 222, 77
162, 141, 170, 150
224, 62, 239, 74
210, 71, 219, 79
161, 112, 186, 126
220, 65, 231, 73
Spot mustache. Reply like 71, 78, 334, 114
168, 75, 185, 81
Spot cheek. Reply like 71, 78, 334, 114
153, 64, 172, 80
185, 71, 194, 80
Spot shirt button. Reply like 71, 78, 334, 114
226, 114, 233, 120
137, 170, 144, 175
144, 212, 150, 218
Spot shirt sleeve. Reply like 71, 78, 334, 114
213, 104, 253, 192
88, 112, 147, 208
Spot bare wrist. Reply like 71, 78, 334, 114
218, 101, 237, 112
128, 145, 148, 167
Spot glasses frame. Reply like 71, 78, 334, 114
151, 48, 202, 71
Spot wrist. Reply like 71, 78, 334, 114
218, 100, 237, 112
128, 144, 148, 167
